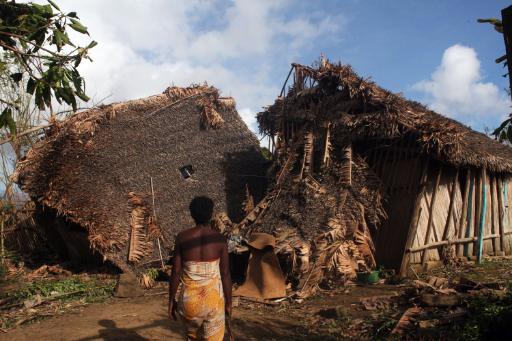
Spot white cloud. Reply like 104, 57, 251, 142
38, 0, 344, 132
413, 44, 511, 129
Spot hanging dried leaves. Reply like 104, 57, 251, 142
128, 192, 152, 263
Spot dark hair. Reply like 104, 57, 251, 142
189, 196, 214, 225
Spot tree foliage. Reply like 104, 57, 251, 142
478, 16, 512, 142
0, 0, 96, 136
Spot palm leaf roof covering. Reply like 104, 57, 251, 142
258, 61, 512, 173
14, 85, 267, 272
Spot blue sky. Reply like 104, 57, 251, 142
51, 0, 511, 133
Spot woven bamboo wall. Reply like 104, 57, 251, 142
402, 164, 512, 273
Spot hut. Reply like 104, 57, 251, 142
251, 59, 512, 281
13, 84, 267, 273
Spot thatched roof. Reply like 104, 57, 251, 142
14, 85, 267, 272
258, 61, 512, 173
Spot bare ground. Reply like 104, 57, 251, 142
2, 258, 512, 340
0, 283, 403, 341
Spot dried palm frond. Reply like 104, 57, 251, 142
297, 238, 329, 297
330, 241, 358, 279
340, 144, 352, 185
140, 273, 155, 289
200, 98, 225, 129
148, 217, 162, 239
299, 130, 314, 178
211, 212, 234, 234
217, 97, 236, 110
164, 84, 212, 102
242, 184, 255, 216
322, 123, 332, 168
128, 193, 151, 263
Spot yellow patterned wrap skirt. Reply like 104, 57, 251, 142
177, 259, 225, 341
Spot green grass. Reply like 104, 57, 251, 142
1, 275, 116, 329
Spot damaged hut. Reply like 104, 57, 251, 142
242, 59, 512, 291
13, 85, 267, 274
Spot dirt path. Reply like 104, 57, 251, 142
0, 294, 303, 341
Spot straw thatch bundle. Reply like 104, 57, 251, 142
13, 84, 267, 272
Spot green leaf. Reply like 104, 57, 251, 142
47, 0, 61, 11
69, 19, 88, 35
67, 12, 78, 18
76, 91, 90, 102
87, 40, 98, 49
0, 108, 16, 137
26, 78, 36, 95
10, 72, 23, 83
492, 118, 511, 136
53, 29, 65, 50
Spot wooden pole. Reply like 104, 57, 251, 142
150, 177, 165, 269
464, 173, 475, 257
497, 177, 506, 253
472, 172, 481, 256
0, 215, 4, 266
457, 169, 471, 256
408, 236, 477, 253
279, 65, 295, 98
477, 169, 488, 263
421, 165, 443, 266
490, 176, 498, 255
399, 158, 429, 277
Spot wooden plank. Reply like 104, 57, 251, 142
477, 169, 488, 263
421, 164, 443, 265
399, 158, 429, 277
497, 177, 506, 252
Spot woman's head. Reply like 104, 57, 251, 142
189, 196, 214, 225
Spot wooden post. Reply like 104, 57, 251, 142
490, 175, 498, 255
150, 177, 165, 269
497, 177, 506, 252
399, 158, 429, 277
322, 123, 331, 168
477, 169, 488, 263
0, 214, 4, 266
464, 173, 475, 257
342, 143, 352, 185
421, 164, 443, 266
473, 172, 481, 256
456, 169, 471, 257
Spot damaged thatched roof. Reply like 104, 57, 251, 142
258, 61, 512, 173
14, 84, 267, 272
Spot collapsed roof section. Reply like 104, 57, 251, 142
258, 61, 512, 173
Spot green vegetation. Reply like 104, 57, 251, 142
454, 289, 512, 340
0, 275, 115, 304
0, 0, 96, 131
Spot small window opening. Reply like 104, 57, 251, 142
179, 164, 195, 179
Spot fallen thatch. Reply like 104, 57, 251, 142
13, 84, 267, 273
